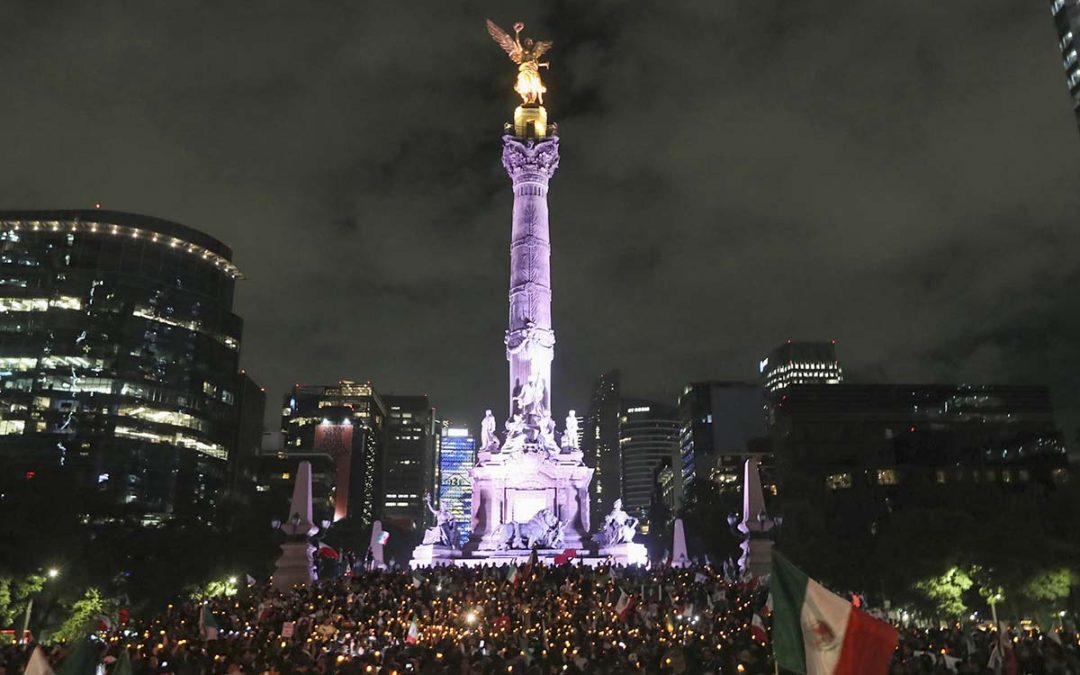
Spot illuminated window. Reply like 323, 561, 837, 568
0, 357, 38, 372
1052, 467, 1069, 484
825, 473, 852, 490
935, 470, 947, 484
874, 469, 899, 486
0, 419, 25, 435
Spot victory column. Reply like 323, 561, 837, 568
412, 22, 644, 567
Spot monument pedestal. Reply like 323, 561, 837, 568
465, 449, 593, 554
411, 544, 463, 567
598, 543, 649, 566
272, 540, 315, 590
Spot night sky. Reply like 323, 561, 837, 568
3, 2, 1079, 430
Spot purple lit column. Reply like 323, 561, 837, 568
502, 135, 560, 414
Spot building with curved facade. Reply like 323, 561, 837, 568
0, 210, 248, 525
618, 399, 679, 516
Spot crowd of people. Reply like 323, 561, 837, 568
0, 563, 1076, 674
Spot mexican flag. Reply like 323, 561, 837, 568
615, 590, 636, 620
405, 617, 419, 644
771, 552, 897, 675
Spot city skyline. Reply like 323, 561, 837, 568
2, 3, 1079, 426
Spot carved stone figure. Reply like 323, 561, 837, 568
562, 410, 579, 451
594, 499, 639, 548
423, 493, 460, 549
486, 20, 553, 106
486, 522, 520, 551
481, 409, 500, 452
518, 508, 563, 549
502, 413, 526, 454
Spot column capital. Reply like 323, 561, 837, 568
502, 135, 560, 182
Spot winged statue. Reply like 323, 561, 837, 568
486, 19, 553, 106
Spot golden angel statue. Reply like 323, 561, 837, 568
486, 19, 553, 106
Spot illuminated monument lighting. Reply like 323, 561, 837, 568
412, 22, 645, 567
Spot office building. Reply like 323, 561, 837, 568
618, 400, 679, 516
581, 370, 622, 522
761, 341, 843, 395
438, 425, 475, 545
771, 383, 1070, 513
381, 395, 436, 530
1052, 0, 1080, 133
677, 381, 768, 505
0, 210, 245, 525
281, 380, 386, 524
228, 370, 266, 500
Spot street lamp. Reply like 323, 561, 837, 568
46, 568, 59, 580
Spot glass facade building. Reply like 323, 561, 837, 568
618, 400, 679, 516
0, 210, 244, 525
438, 426, 475, 546
1052, 0, 1080, 133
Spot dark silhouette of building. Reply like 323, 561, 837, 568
582, 370, 622, 523
771, 383, 1070, 520
380, 395, 436, 531
0, 210, 246, 525
228, 370, 266, 500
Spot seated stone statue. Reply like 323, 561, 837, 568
593, 498, 639, 548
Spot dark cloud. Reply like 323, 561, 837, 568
2, 0, 1079, 431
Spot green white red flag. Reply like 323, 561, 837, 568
771, 551, 897, 675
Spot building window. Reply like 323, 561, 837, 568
1018, 470, 1030, 482
1001, 470, 1013, 484
935, 470, 947, 484
873, 469, 899, 486
825, 473, 852, 490
1052, 467, 1069, 484
0, 419, 25, 435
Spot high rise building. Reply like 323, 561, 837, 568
381, 395, 436, 530
0, 210, 245, 525
582, 369, 622, 522
228, 370, 266, 499
761, 341, 843, 395
618, 400, 679, 517
438, 425, 475, 545
677, 381, 768, 505
1052, 0, 1080, 133
281, 380, 386, 524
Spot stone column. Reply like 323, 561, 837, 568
273, 461, 317, 590
738, 458, 776, 579
502, 135, 560, 415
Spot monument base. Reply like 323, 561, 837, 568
598, 542, 649, 566
411, 544, 648, 569
410, 544, 463, 567
271, 540, 316, 590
